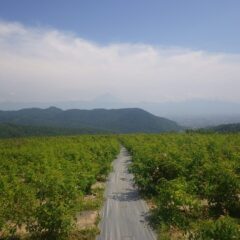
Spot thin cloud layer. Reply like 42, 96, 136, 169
0, 21, 240, 103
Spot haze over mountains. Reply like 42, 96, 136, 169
0, 107, 181, 136
1, 94, 240, 128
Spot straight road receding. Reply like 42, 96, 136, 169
97, 147, 156, 240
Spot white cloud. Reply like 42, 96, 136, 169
0, 21, 240, 103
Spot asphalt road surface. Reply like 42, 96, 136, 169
97, 147, 156, 240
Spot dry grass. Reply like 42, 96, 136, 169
76, 210, 99, 230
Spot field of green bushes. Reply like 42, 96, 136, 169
121, 133, 240, 239
0, 135, 119, 239
1, 133, 240, 240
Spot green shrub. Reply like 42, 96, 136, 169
152, 178, 201, 230
120, 133, 240, 239
0, 135, 119, 239
191, 216, 240, 240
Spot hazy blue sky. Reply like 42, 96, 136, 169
1, 0, 240, 53
0, 1, 240, 104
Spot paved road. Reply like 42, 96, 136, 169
97, 147, 156, 240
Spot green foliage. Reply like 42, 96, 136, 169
152, 178, 201, 229
203, 165, 240, 215
0, 135, 119, 239
205, 123, 240, 133
188, 122, 240, 134
191, 217, 240, 240
0, 123, 107, 138
121, 133, 240, 239
0, 107, 181, 134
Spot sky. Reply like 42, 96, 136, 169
0, 0, 240, 103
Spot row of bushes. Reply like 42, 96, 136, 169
121, 133, 240, 239
0, 135, 119, 239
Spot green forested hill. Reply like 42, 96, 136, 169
0, 107, 181, 134
0, 123, 107, 138
210, 123, 240, 133
192, 123, 240, 133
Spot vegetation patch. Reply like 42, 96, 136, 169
0, 135, 119, 239
76, 210, 98, 230
121, 133, 240, 240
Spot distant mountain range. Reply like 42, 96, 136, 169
1, 96, 240, 127
0, 107, 181, 136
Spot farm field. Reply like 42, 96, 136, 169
1, 1, 240, 239
121, 133, 240, 239
1, 133, 240, 240
0, 135, 119, 239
